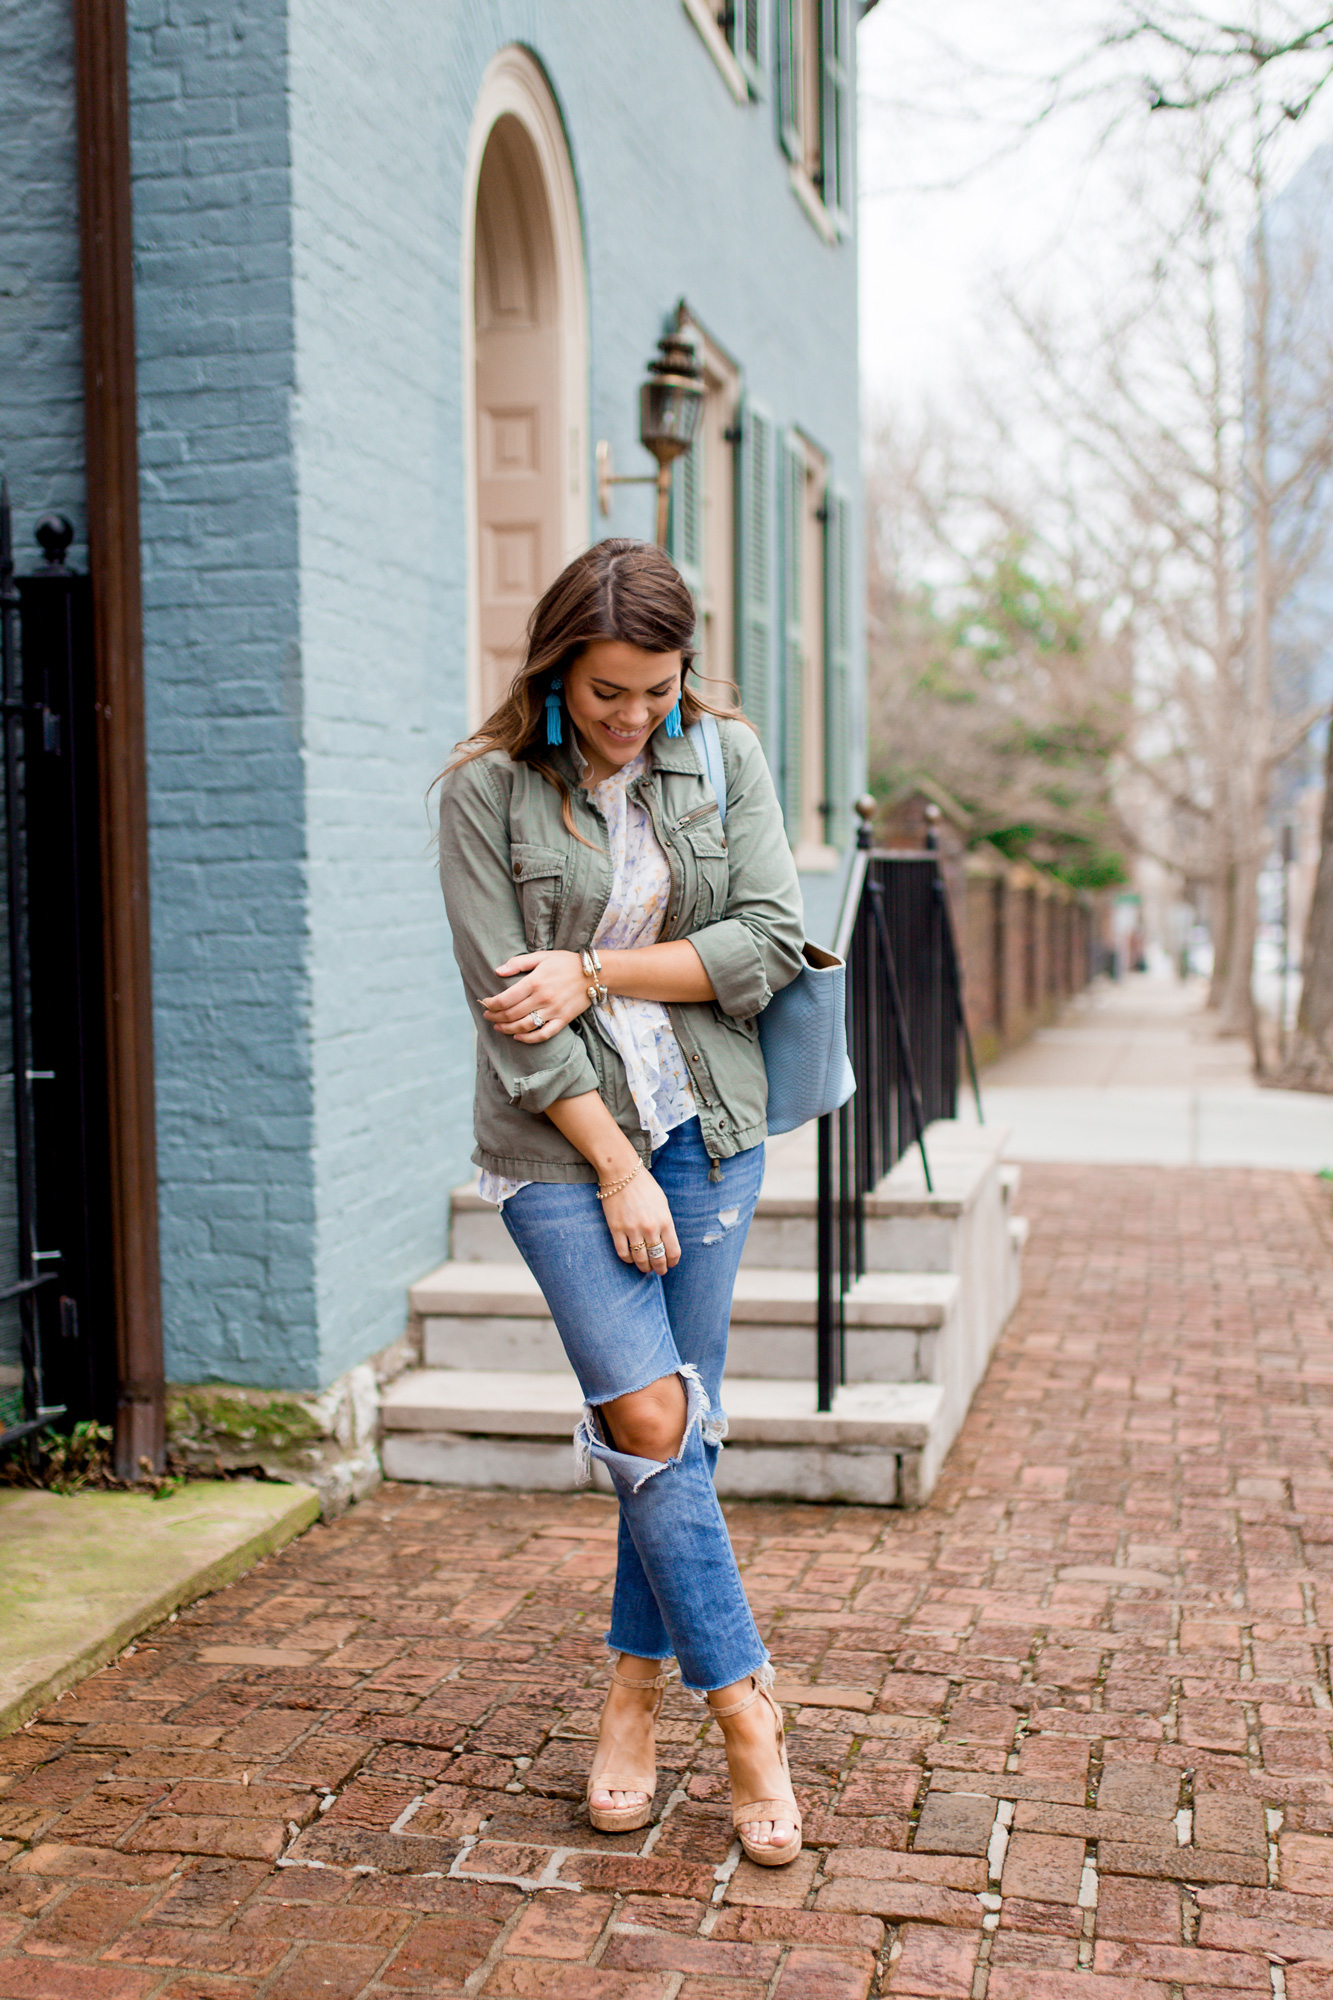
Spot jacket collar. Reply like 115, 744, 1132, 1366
646, 721, 703, 775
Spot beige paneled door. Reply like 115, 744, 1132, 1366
474, 119, 559, 714
466, 50, 588, 724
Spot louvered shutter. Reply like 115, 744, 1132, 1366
725, 0, 762, 89
820, 0, 850, 223
776, 0, 801, 161
779, 432, 805, 837
824, 486, 853, 848
734, 397, 774, 757
668, 429, 705, 617
743, 0, 761, 69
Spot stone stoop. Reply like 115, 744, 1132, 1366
380, 1371, 943, 1507
411, 1262, 961, 1385
380, 1119, 1024, 1507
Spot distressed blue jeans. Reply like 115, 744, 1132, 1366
500, 1117, 767, 1692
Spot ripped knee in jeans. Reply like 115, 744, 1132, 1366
575, 1364, 728, 1491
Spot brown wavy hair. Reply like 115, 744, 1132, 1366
447, 538, 746, 841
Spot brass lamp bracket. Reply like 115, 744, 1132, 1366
596, 440, 658, 518
597, 333, 704, 546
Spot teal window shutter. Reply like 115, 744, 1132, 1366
776, 0, 801, 161
743, 0, 761, 71
824, 486, 853, 848
820, 0, 850, 222
734, 397, 774, 757
779, 431, 805, 838
721, 0, 763, 89
668, 428, 705, 618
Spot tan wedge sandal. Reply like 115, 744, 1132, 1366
586, 1663, 675, 1834
709, 1678, 803, 1867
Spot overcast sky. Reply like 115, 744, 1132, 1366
856, 0, 1333, 412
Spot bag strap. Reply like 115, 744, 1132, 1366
688, 714, 728, 827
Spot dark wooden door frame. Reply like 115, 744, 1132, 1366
72, 0, 164, 1475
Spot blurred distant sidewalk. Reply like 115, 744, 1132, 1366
962, 972, 1333, 1170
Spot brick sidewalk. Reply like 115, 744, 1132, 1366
5, 1164, 1333, 1998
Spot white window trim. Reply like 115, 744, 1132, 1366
681, 0, 751, 104
788, 160, 840, 243
677, 308, 742, 688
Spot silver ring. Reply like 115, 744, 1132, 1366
647, 1243, 667, 1259
530, 1010, 544, 1030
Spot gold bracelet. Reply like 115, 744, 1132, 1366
581, 946, 609, 1007
596, 1161, 640, 1202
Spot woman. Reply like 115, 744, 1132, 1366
436, 538, 806, 1865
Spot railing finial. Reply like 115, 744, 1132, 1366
34, 515, 74, 575
854, 794, 876, 850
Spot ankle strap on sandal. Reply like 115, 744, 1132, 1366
610, 1664, 677, 1692
707, 1678, 771, 1721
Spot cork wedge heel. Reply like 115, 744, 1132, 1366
708, 1678, 803, 1867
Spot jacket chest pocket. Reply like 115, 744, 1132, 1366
676, 808, 729, 927
510, 842, 568, 949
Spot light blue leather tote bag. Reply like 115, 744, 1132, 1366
689, 716, 855, 1136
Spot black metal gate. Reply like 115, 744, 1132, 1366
0, 483, 113, 1449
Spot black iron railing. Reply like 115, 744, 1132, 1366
0, 481, 51, 1448
0, 483, 111, 1454
814, 818, 982, 1411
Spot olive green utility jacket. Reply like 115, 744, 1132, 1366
436, 716, 806, 1181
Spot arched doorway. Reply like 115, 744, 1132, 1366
464, 51, 587, 724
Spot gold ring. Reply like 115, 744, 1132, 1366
629, 1240, 647, 1251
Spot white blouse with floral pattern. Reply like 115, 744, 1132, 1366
478, 750, 697, 1207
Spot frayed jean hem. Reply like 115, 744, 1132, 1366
677, 1655, 775, 1699
597, 1639, 775, 1697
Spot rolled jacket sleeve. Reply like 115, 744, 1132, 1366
684, 723, 806, 1018
437, 758, 600, 1113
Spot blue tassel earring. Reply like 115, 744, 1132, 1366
664, 697, 683, 738
545, 675, 563, 745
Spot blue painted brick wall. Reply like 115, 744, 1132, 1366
275, 0, 864, 1384
127, 0, 319, 1387
3, 0, 865, 1394
0, 0, 86, 548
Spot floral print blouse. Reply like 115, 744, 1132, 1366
478, 750, 697, 1207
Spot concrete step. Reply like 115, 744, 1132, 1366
379, 1369, 946, 1507
399, 1118, 1026, 1509
411, 1261, 961, 1384
447, 1120, 1013, 1273
447, 1180, 826, 1269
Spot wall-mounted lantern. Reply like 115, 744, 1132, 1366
596, 333, 705, 547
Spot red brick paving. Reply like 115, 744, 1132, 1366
4, 1163, 1333, 1995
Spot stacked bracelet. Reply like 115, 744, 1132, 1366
581, 945, 609, 1007
596, 1161, 640, 1202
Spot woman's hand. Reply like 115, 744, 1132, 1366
540, 1092, 678, 1274
603, 1168, 681, 1275
482, 950, 590, 1042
